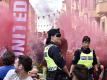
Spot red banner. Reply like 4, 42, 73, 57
10, 0, 29, 56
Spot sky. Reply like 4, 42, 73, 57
29, 0, 64, 16
29, 0, 64, 32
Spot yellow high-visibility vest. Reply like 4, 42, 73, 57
44, 44, 57, 71
78, 51, 93, 68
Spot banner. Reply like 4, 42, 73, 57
10, 0, 29, 56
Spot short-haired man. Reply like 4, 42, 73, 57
4, 55, 33, 80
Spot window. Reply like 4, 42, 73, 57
84, 0, 87, 7
101, 20, 105, 32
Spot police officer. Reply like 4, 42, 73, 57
44, 28, 70, 80
70, 36, 98, 80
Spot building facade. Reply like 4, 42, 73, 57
72, 0, 107, 34
96, 0, 107, 34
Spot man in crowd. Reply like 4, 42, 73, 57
0, 49, 15, 80
72, 64, 88, 80
4, 55, 33, 80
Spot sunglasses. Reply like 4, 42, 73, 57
83, 41, 90, 44
55, 33, 61, 37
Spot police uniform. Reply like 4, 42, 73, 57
44, 42, 68, 80
72, 47, 97, 80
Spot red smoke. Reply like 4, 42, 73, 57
57, 7, 107, 67
0, 2, 14, 49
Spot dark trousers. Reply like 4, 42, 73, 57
88, 74, 93, 80
46, 71, 56, 80
46, 69, 69, 80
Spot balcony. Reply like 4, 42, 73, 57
96, 1, 107, 14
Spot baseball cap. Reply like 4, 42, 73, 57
48, 28, 61, 37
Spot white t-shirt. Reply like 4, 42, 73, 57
4, 69, 33, 80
